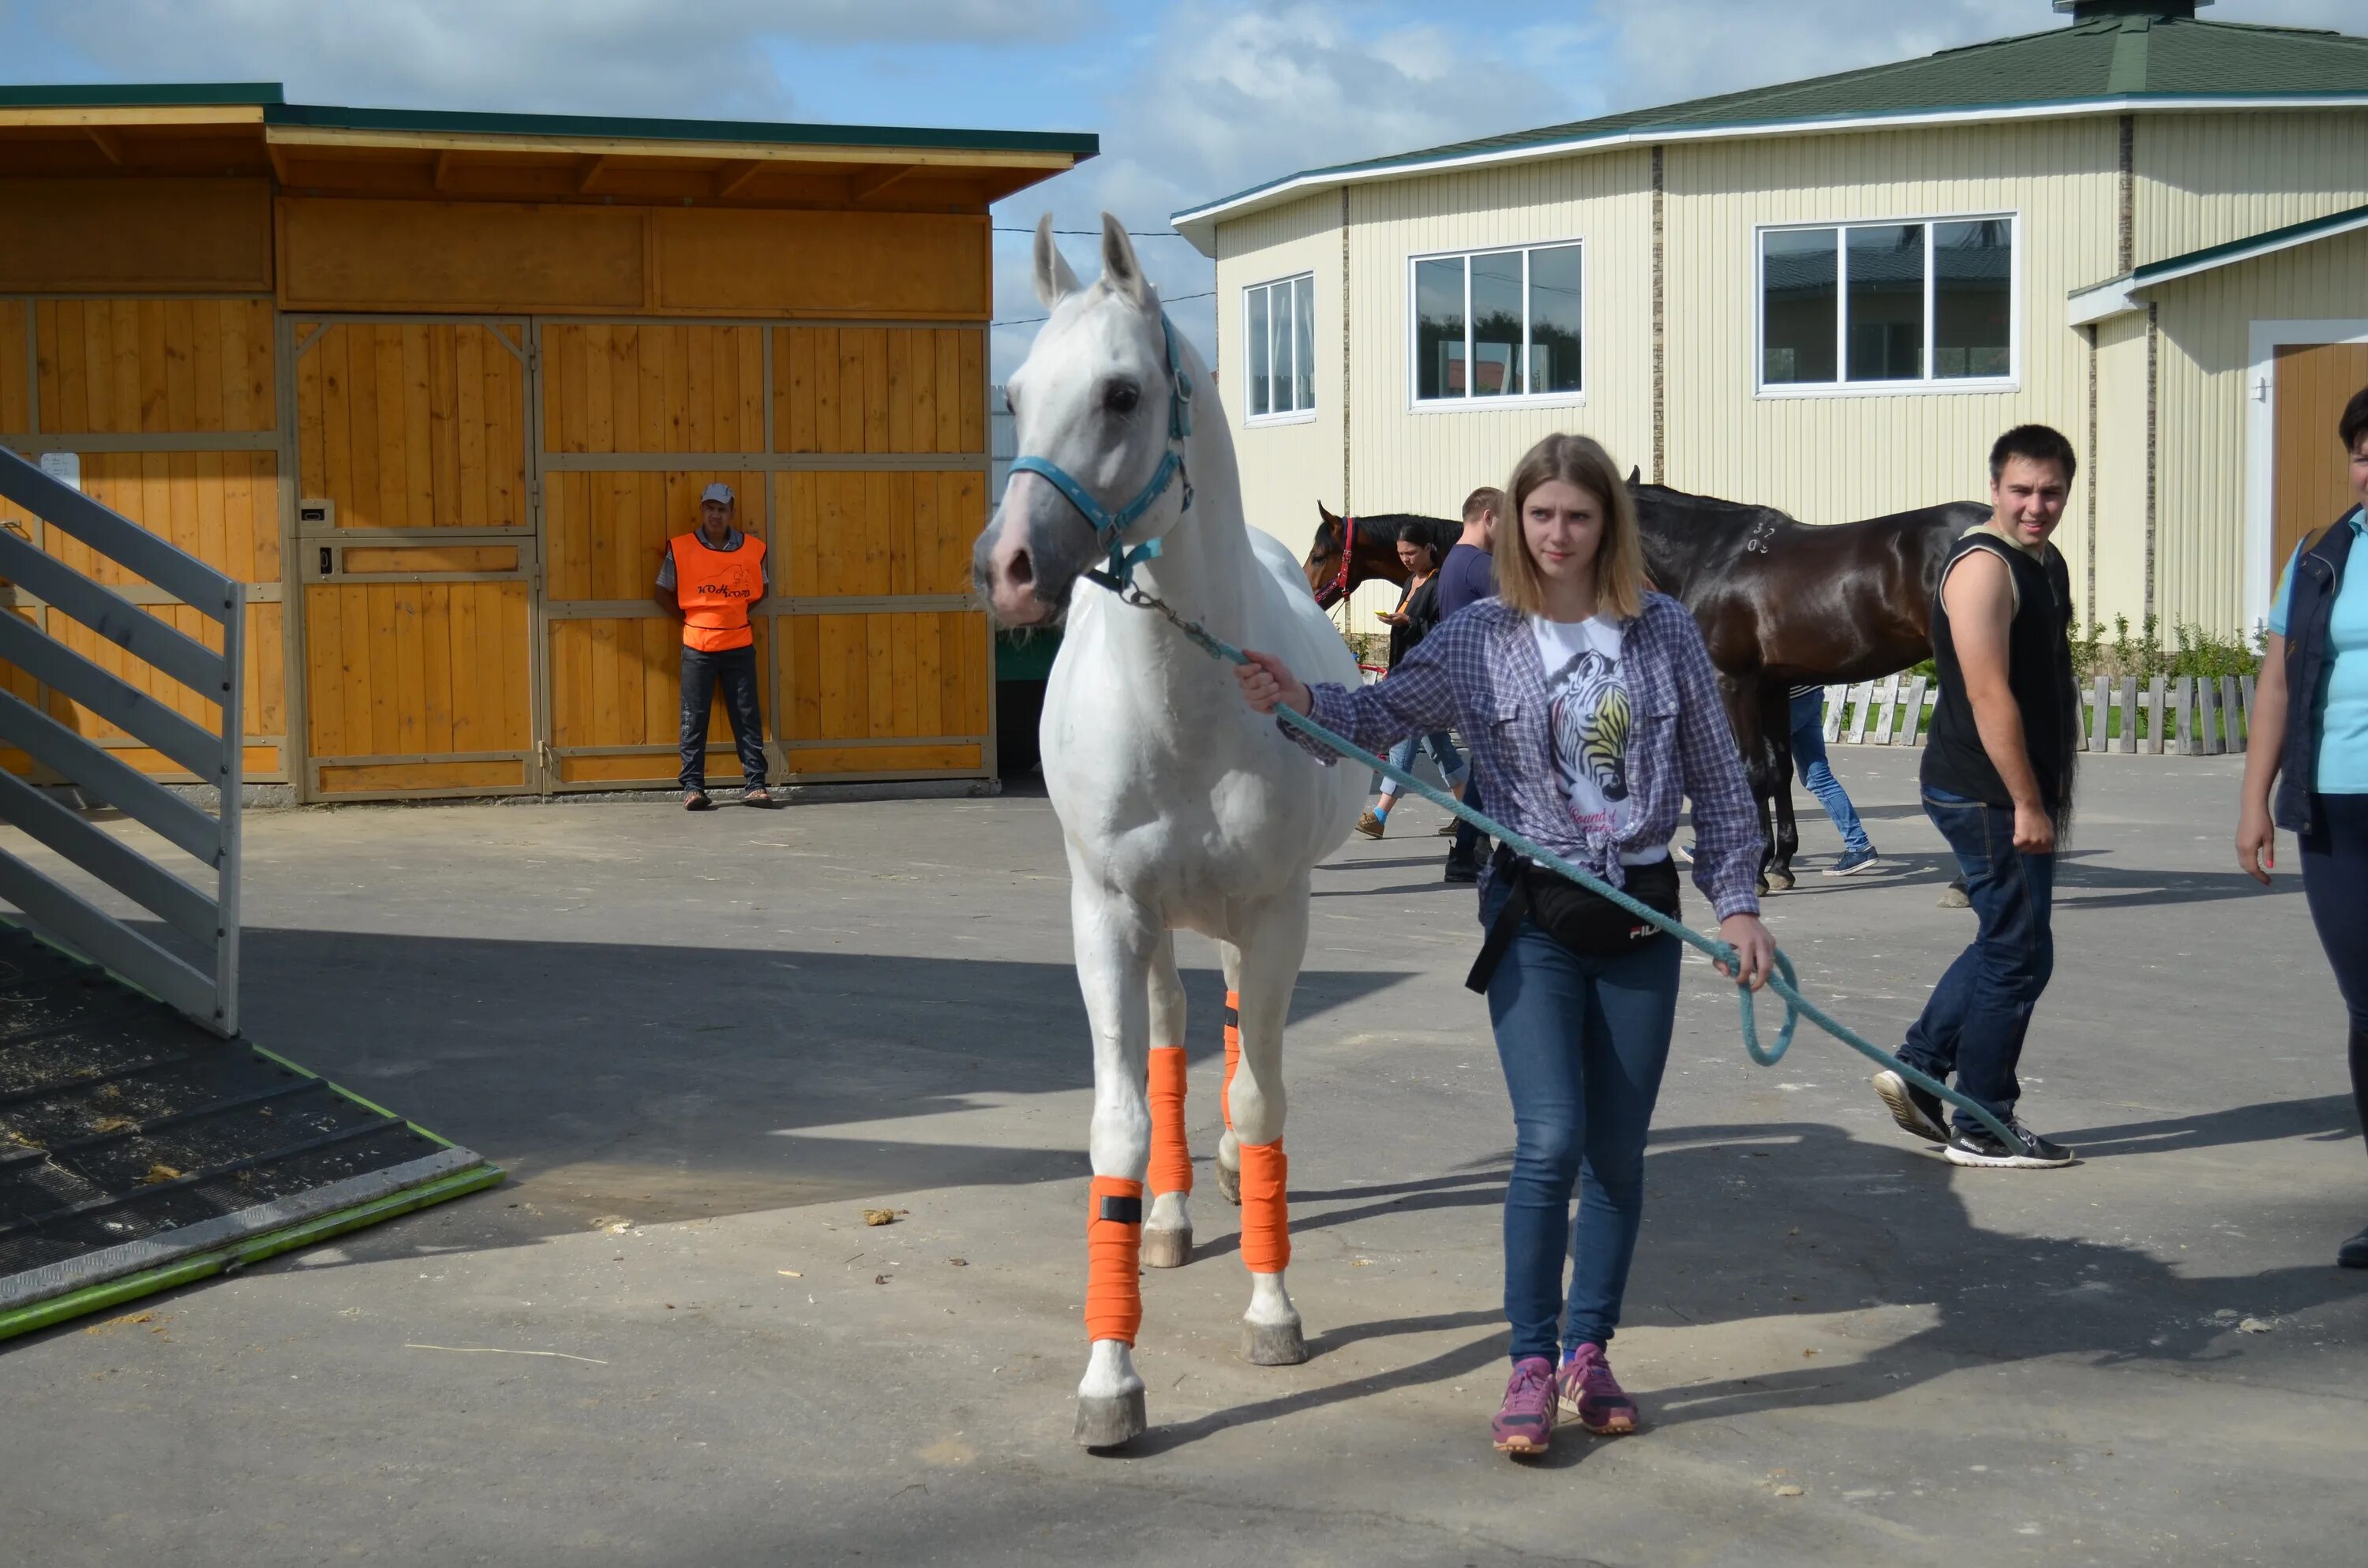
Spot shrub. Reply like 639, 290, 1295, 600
2070, 614, 2262, 683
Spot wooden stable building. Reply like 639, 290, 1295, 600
0, 84, 1092, 799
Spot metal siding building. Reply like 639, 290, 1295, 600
1184, 2, 2368, 642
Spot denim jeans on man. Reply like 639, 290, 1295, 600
1898, 786, 2055, 1131
680, 645, 768, 791
1480, 874, 1680, 1362
1788, 689, 1872, 855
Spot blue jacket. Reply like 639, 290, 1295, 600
2275, 518, 2358, 837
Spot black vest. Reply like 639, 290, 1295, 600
2273, 517, 2359, 837
1922, 531, 2078, 813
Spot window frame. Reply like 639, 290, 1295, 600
1242, 271, 1318, 427
1403, 238, 1588, 414
1753, 211, 2021, 399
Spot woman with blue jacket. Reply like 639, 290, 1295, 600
2237, 383, 2368, 1270
1235, 434, 1773, 1455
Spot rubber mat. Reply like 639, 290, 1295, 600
0, 920, 500, 1339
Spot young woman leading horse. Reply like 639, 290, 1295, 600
1236, 434, 1774, 1457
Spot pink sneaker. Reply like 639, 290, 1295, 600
1490, 1356, 1557, 1455
1557, 1342, 1639, 1435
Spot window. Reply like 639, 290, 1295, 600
1411, 241, 1583, 406
1759, 217, 2014, 391
1244, 273, 1316, 421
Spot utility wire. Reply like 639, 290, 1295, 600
992, 289, 1214, 328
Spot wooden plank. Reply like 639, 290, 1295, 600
486, 331, 523, 527
2239, 674, 2256, 751
317, 758, 524, 792
886, 329, 915, 453
189, 301, 225, 433
2089, 675, 2109, 752
1845, 681, 1872, 745
736, 327, 764, 455
856, 328, 886, 454
609, 327, 642, 461
1821, 685, 1843, 743
401, 324, 435, 528
684, 325, 714, 454
789, 743, 982, 775
2221, 675, 2244, 750
419, 582, 453, 755
2119, 675, 2138, 755
1899, 675, 1929, 747
340, 544, 522, 574
135, 299, 167, 433
957, 331, 984, 450
449, 579, 479, 750
782, 327, 815, 453
247, 599, 284, 741
815, 327, 845, 454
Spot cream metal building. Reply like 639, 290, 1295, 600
1175, 0, 2368, 642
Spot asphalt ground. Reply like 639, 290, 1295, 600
2, 748, 2362, 1567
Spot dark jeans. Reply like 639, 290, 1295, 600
2298, 792, 2368, 1151
1481, 875, 1680, 1361
1899, 786, 2055, 1131
1788, 689, 1871, 855
679, 644, 767, 791
1451, 776, 1489, 865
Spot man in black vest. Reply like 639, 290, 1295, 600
1872, 426, 2081, 1169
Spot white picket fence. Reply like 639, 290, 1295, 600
1822, 672, 2256, 757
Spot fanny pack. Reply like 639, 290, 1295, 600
1464, 842, 1681, 994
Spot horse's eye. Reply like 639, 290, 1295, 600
1103, 380, 1141, 415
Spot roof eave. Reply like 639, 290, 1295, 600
2068, 198, 2368, 324
1174, 92, 2368, 256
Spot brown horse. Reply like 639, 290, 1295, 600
1299, 483, 1986, 889
1302, 503, 1459, 608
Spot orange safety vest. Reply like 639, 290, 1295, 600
669, 530, 765, 652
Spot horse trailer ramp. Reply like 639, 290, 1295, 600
0, 922, 500, 1341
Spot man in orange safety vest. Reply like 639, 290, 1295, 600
655, 482, 772, 809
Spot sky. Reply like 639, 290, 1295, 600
2, 0, 2359, 376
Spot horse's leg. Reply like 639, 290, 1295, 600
1227, 892, 1309, 1367
1763, 684, 1798, 891
1213, 939, 1243, 1204
1143, 931, 1194, 1268
1070, 881, 1158, 1447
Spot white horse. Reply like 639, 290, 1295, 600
974, 214, 1363, 1447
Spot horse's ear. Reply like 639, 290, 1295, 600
1317, 500, 1339, 526
1099, 211, 1153, 310
1628, 466, 1642, 485
1033, 214, 1081, 309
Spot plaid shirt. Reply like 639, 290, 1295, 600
1294, 593, 1764, 919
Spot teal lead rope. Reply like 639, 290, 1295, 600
1081, 567, 2030, 1158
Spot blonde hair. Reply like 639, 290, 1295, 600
1493, 433, 1646, 620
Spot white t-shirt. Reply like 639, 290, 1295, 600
1531, 615, 1668, 866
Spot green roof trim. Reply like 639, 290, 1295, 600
2069, 198, 2368, 322
263, 102, 1098, 158
0, 80, 1096, 160
1175, 13, 2368, 241
0, 82, 283, 107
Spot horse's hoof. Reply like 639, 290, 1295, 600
1073, 1388, 1148, 1449
1767, 870, 1796, 892
1755, 877, 1770, 896
1241, 1318, 1308, 1366
1937, 884, 1971, 909
1214, 1162, 1240, 1204
1142, 1224, 1193, 1269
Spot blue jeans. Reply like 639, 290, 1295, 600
1481, 876, 1680, 1361
1899, 787, 2055, 1131
1789, 689, 1871, 855
1378, 731, 1467, 797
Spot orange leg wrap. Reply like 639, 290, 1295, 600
1237, 1140, 1290, 1274
1146, 1046, 1192, 1196
1221, 991, 1241, 1132
1085, 1175, 1145, 1344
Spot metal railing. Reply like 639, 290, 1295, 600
0, 448, 244, 1036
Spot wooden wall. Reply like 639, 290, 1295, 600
1, 176, 996, 800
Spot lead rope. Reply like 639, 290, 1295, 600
1080, 568, 2031, 1158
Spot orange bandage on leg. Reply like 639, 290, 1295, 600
1237, 1140, 1290, 1274
1146, 1046, 1192, 1196
1085, 1175, 1145, 1344
1221, 991, 1241, 1132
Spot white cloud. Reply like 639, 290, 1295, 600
38, 0, 1100, 118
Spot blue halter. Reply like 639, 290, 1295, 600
1006, 310, 1195, 586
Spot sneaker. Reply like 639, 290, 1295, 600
1871, 1068, 1948, 1143
1443, 852, 1480, 885
1355, 809, 1386, 840
1944, 1120, 2075, 1169
1435, 817, 1459, 836
1824, 846, 1881, 877
1556, 1342, 1639, 1435
1490, 1356, 1557, 1454
1672, 840, 1695, 864
684, 789, 714, 811
2339, 1226, 2368, 1270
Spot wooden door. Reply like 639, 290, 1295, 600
538, 321, 774, 788
292, 319, 538, 797
772, 326, 991, 780
2273, 341, 2368, 573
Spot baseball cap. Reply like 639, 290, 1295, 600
699, 482, 735, 505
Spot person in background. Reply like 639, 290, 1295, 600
1870, 426, 2081, 1169
1359, 535, 1470, 838
1234, 434, 1771, 1458
655, 482, 772, 810
1437, 486, 1504, 881
1789, 682, 1880, 875
2236, 382, 2368, 1270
